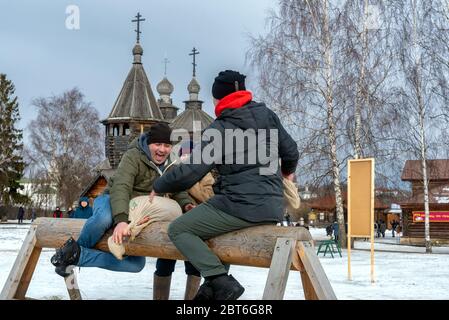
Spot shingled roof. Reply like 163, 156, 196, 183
170, 77, 213, 133
170, 103, 213, 133
105, 43, 164, 122
401, 160, 449, 182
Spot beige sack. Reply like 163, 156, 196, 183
108, 195, 182, 260
283, 178, 300, 211
188, 172, 215, 204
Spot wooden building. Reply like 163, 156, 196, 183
400, 159, 449, 245
304, 190, 391, 228
101, 41, 167, 170
80, 26, 215, 202
80, 29, 168, 200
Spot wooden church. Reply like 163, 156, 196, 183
80, 13, 213, 201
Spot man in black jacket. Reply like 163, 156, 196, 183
152, 70, 299, 300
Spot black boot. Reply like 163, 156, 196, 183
193, 280, 214, 301
209, 274, 244, 300
54, 265, 76, 278
51, 237, 80, 277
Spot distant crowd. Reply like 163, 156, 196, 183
15, 196, 93, 224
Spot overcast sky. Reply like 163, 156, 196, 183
0, 0, 274, 139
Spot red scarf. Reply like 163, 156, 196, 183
215, 91, 252, 117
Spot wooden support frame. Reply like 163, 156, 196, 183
263, 237, 296, 299
1, 220, 337, 300
295, 241, 337, 300
0, 226, 41, 300
263, 238, 337, 300
64, 267, 82, 300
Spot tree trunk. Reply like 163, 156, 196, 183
323, 0, 347, 247
412, 0, 432, 253
354, 0, 369, 159
419, 97, 432, 253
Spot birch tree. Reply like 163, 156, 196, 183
392, 0, 449, 253
28, 88, 103, 209
248, 0, 349, 245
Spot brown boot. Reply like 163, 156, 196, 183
184, 275, 201, 300
153, 274, 172, 300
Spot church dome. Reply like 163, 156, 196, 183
157, 77, 174, 95
132, 43, 143, 55
187, 77, 200, 94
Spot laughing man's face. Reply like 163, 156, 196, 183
149, 143, 172, 165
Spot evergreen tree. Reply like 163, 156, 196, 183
0, 74, 26, 206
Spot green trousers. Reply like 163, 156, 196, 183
167, 202, 267, 277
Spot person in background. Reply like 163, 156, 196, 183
380, 220, 387, 238
326, 224, 333, 237
31, 208, 37, 222
391, 220, 398, 237
53, 207, 63, 218
67, 207, 74, 218
283, 213, 293, 226
17, 206, 25, 224
332, 221, 339, 243
72, 197, 93, 219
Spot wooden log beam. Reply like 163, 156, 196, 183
33, 218, 312, 270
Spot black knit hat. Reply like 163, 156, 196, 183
212, 70, 246, 100
147, 123, 172, 145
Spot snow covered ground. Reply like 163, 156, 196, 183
1, 221, 449, 300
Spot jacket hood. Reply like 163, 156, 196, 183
79, 196, 90, 207
215, 90, 252, 117
138, 134, 153, 161
218, 101, 272, 131
128, 134, 153, 162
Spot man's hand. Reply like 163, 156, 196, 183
283, 172, 295, 181
113, 222, 131, 244
149, 190, 156, 203
184, 203, 196, 212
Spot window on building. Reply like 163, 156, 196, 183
123, 124, 130, 136
113, 125, 119, 136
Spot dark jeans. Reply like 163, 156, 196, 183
76, 194, 146, 272
155, 259, 200, 277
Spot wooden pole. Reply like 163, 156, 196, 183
347, 161, 352, 281
263, 238, 296, 300
296, 241, 337, 300
371, 158, 375, 283
64, 267, 82, 300
33, 218, 313, 269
